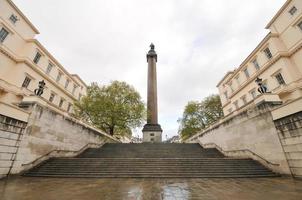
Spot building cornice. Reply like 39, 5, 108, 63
221, 42, 302, 108
3, 2, 86, 88
216, 71, 234, 87
222, 57, 281, 109
0, 46, 79, 101
217, 32, 276, 88
265, 0, 292, 29
71, 74, 88, 88
26, 39, 87, 88
7, 0, 39, 34
0, 78, 28, 97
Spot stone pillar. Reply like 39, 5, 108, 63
142, 43, 162, 142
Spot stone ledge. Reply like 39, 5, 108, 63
142, 124, 163, 132
254, 93, 282, 106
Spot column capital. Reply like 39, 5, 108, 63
147, 43, 157, 62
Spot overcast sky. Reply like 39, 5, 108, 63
14, 0, 285, 140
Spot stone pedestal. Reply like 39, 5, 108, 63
142, 124, 162, 143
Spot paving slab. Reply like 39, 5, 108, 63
0, 177, 302, 200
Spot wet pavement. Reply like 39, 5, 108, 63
0, 177, 302, 200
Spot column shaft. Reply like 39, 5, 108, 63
147, 57, 158, 124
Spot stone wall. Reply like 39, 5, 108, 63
274, 111, 302, 178
186, 103, 291, 175
9, 103, 118, 175
0, 114, 27, 178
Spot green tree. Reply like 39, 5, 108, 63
178, 94, 223, 140
74, 81, 145, 136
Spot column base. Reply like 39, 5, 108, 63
142, 124, 162, 143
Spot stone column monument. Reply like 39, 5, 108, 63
142, 43, 162, 142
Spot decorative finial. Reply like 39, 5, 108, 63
150, 43, 155, 50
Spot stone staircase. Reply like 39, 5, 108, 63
24, 143, 278, 178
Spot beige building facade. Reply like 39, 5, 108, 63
217, 0, 302, 116
0, 0, 87, 121
0, 0, 119, 178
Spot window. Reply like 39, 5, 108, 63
250, 89, 257, 99
49, 93, 55, 103
228, 108, 233, 113
298, 21, 302, 31
59, 98, 64, 108
150, 138, 154, 141
65, 79, 70, 89
244, 68, 250, 78
224, 91, 228, 100
150, 133, 154, 136
241, 95, 247, 105
33, 52, 41, 64
72, 84, 77, 95
264, 47, 272, 59
46, 63, 53, 75
56, 72, 62, 82
9, 14, 18, 24
275, 73, 286, 85
252, 59, 260, 70
78, 93, 82, 101
0, 28, 9, 42
21, 77, 31, 88
67, 103, 72, 112
233, 101, 239, 109
289, 6, 297, 15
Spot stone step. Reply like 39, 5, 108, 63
33, 164, 267, 168
25, 171, 276, 175
40, 162, 262, 167
49, 157, 249, 161
47, 158, 255, 162
32, 169, 269, 173
30, 168, 271, 172
78, 154, 224, 157
40, 162, 263, 166
78, 144, 225, 159
24, 174, 278, 178
24, 143, 277, 178
25, 172, 277, 178
42, 163, 262, 167
34, 166, 267, 171
28, 171, 273, 175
